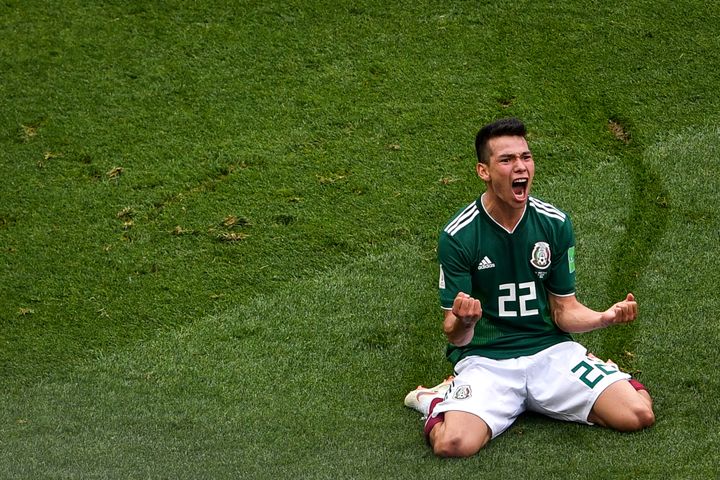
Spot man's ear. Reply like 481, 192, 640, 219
476, 162, 490, 181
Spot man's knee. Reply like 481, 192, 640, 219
429, 411, 491, 458
620, 402, 655, 432
432, 430, 485, 458
591, 382, 656, 432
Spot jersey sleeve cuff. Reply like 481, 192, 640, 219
547, 289, 576, 298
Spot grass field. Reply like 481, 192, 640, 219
1, 1, 719, 478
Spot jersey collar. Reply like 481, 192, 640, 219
479, 193, 527, 234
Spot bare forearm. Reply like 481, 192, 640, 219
548, 293, 638, 333
443, 311, 475, 346
551, 293, 638, 333
552, 301, 607, 333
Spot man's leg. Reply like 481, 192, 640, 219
406, 356, 526, 457
526, 343, 654, 432
588, 379, 655, 431
406, 379, 491, 457
427, 410, 492, 458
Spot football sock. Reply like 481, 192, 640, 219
423, 397, 445, 439
628, 379, 648, 392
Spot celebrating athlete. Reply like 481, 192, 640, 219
405, 118, 655, 457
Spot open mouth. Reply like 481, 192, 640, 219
511, 178, 528, 200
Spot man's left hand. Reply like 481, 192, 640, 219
601, 293, 638, 326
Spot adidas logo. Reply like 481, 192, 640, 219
477, 256, 496, 270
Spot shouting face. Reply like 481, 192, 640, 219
476, 135, 534, 211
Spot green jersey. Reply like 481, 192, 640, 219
438, 195, 576, 364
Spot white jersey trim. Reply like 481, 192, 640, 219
547, 289, 576, 298
480, 193, 526, 234
529, 197, 566, 222
444, 196, 565, 237
445, 202, 480, 236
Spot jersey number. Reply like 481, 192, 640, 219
498, 282, 539, 317
571, 360, 619, 389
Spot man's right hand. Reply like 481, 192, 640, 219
452, 292, 482, 327
443, 293, 481, 346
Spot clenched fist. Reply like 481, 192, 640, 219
452, 292, 482, 327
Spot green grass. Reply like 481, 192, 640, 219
1, 0, 719, 478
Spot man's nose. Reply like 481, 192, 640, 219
513, 158, 527, 170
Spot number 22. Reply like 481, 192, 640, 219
572, 360, 618, 389
498, 282, 539, 317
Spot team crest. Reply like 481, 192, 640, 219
530, 242, 551, 270
453, 385, 472, 400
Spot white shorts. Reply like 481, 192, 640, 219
431, 341, 631, 438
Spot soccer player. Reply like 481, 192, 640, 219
405, 118, 655, 458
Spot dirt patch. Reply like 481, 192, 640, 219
608, 119, 631, 144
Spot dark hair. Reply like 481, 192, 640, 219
474, 118, 527, 164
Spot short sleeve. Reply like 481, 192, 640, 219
438, 231, 473, 309
546, 215, 576, 296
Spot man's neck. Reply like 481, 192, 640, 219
480, 193, 526, 233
